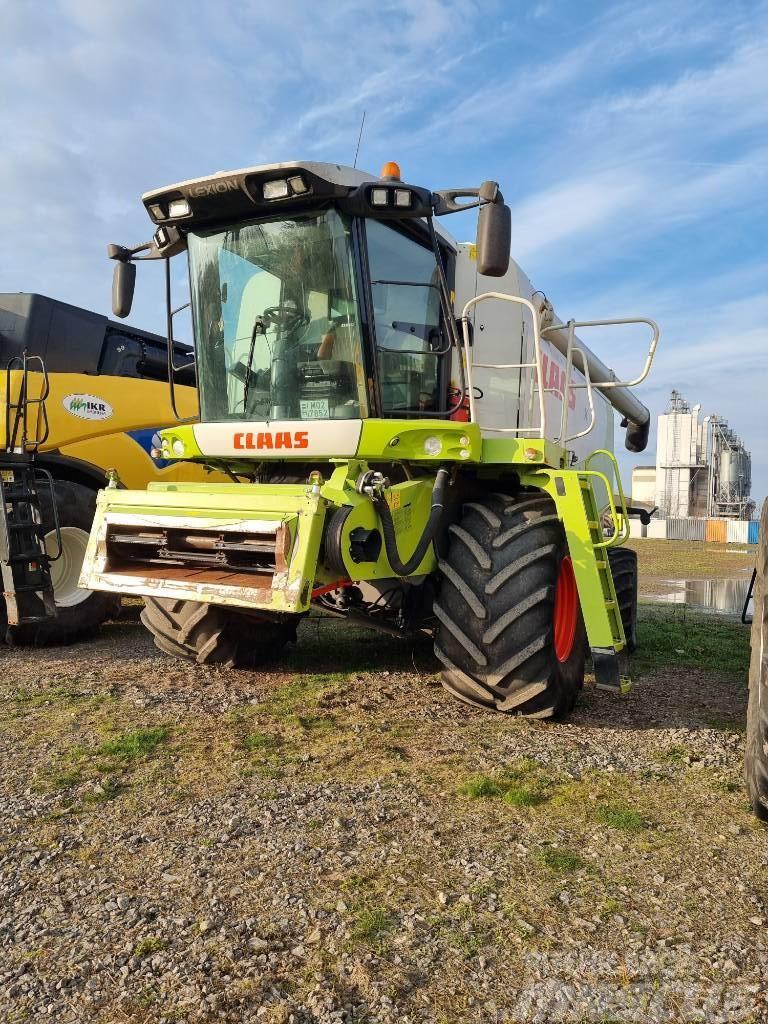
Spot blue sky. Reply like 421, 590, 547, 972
2, 0, 766, 501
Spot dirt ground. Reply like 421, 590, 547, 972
1, 599, 765, 1023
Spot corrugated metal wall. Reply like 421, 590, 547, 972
705, 519, 728, 543
667, 517, 706, 541
726, 520, 750, 544
632, 518, 759, 543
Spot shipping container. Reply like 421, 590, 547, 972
667, 517, 706, 541
726, 520, 750, 545
646, 519, 668, 539
705, 518, 728, 543
749, 520, 760, 545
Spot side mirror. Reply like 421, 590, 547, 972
476, 201, 511, 277
112, 260, 136, 318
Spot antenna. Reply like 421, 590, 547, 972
353, 110, 366, 169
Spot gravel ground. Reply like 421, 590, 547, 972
1, 608, 766, 1023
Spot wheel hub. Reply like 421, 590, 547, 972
553, 555, 577, 662
44, 526, 92, 608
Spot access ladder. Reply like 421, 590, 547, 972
0, 353, 60, 626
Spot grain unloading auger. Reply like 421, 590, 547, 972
81, 160, 660, 717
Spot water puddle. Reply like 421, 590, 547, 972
645, 577, 751, 617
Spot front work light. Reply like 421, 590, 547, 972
370, 188, 389, 206
288, 175, 308, 194
263, 179, 290, 200
168, 198, 191, 218
394, 189, 412, 208
148, 204, 166, 221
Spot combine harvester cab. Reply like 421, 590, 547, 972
82, 160, 660, 716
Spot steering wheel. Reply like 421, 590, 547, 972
262, 303, 310, 334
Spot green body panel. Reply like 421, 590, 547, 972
356, 420, 481, 462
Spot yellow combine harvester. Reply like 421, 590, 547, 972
0, 292, 208, 644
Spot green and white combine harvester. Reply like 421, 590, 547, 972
81, 160, 660, 717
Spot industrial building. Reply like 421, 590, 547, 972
632, 390, 752, 520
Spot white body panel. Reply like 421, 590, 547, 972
192, 420, 363, 459
453, 245, 613, 467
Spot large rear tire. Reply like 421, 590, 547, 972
746, 500, 768, 822
434, 492, 586, 718
607, 546, 638, 653
141, 598, 300, 667
5, 480, 121, 646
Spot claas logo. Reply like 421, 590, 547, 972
234, 431, 309, 450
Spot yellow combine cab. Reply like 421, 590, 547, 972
0, 292, 211, 644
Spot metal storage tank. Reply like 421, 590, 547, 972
727, 520, 749, 544
706, 519, 728, 543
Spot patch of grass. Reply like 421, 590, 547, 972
458, 760, 551, 807
538, 847, 586, 873
633, 608, 749, 675
98, 727, 169, 761
459, 775, 503, 799
243, 732, 280, 753
351, 906, 395, 943
595, 803, 648, 832
705, 714, 745, 734
661, 745, 688, 763
134, 936, 169, 958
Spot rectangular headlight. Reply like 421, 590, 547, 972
288, 175, 308, 194
370, 187, 389, 207
394, 189, 412, 208
168, 198, 191, 218
263, 179, 290, 200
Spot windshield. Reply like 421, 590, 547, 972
188, 209, 367, 422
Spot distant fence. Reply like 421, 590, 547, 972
630, 516, 760, 544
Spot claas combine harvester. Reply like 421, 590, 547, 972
81, 159, 660, 717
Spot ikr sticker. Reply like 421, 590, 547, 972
63, 394, 113, 421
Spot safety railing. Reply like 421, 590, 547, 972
460, 293, 548, 437
585, 449, 630, 548
5, 352, 50, 453
461, 297, 660, 451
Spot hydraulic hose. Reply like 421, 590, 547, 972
372, 467, 450, 577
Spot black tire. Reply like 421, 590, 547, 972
5, 480, 121, 646
141, 598, 300, 667
607, 546, 638, 653
434, 491, 586, 718
746, 500, 768, 822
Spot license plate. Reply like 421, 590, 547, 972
300, 399, 329, 419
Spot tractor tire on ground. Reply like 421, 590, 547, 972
434, 491, 586, 718
5, 480, 121, 646
745, 500, 768, 822
141, 598, 300, 668
607, 546, 638, 653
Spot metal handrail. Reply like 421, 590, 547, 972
585, 449, 630, 547
460, 293, 546, 437
541, 317, 660, 390
564, 346, 596, 443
